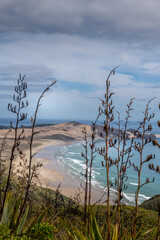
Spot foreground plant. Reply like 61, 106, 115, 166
0, 129, 11, 210
111, 99, 134, 237
98, 67, 117, 240
18, 80, 56, 222
0, 75, 56, 235
63, 213, 103, 240
63, 211, 157, 240
81, 122, 97, 230
81, 126, 89, 227
131, 98, 155, 238
0, 191, 50, 239
2, 74, 28, 214
149, 103, 160, 240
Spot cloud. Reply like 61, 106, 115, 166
1, 32, 159, 86
0, 0, 160, 43
0, 27, 159, 120
0, 64, 55, 86
142, 62, 160, 75
144, 85, 160, 89
0, 32, 159, 102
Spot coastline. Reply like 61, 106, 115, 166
0, 121, 158, 205
34, 142, 114, 204
0, 121, 112, 204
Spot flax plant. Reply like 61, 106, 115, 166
88, 122, 97, 230
149, 103, 160, 240
81, 118, 99, 231
81, 126, 89, 227
110, 98, 134, 237
131, 98, 155, 238
2, 75, 28, 214
0, 129, 11, 211
18, 81, 56, 222
98, 67, 117, 240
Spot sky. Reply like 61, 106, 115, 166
0, 0, 160, 123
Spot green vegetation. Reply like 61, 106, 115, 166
0, 173, 159, 239
140, 195, 160, 212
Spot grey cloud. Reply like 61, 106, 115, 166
144, 85, 160, 89
0, 84, 49, 93
0, 85, 14, 90
135, 98, 146, 102
0, 0, 160, 42
0, 93, 12, 99
0, 64, 56, 100
0, 65, 55, 85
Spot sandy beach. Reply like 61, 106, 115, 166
0, 122, 112, 204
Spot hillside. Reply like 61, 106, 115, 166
140, 194, 160, 212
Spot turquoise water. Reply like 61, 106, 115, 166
54, 139, 160, 205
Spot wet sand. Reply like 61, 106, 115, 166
34, 144, 113, 204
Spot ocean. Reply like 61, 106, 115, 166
54, 139, 160, 205
53, 118, 160, 205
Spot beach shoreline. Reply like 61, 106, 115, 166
0, 121, 112, 204
34, 141, 113, 205
0, 121, 158, 205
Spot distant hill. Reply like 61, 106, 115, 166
0, 123, 55, 129
0, 121, 83, 130
95, 124, 156, 139
140, 194, 160, 211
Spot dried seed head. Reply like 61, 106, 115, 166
149, 163, 152, 169
152, 139, 157, 146
122, 166, 126, 173
146, 154, 152, 162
